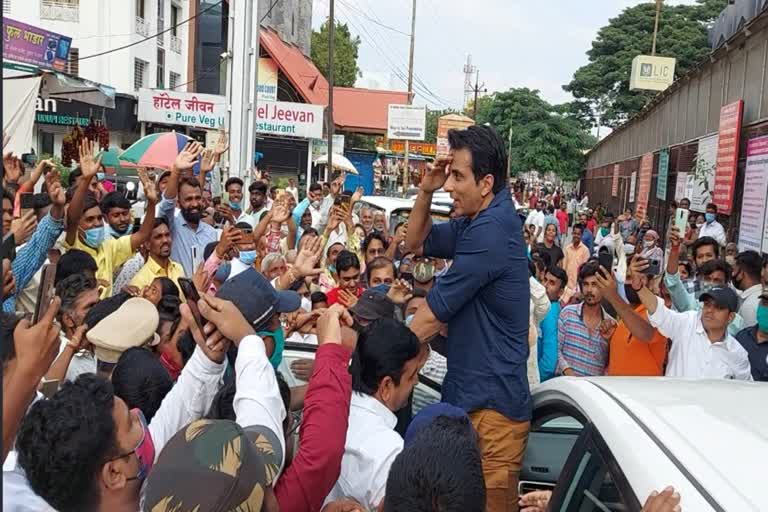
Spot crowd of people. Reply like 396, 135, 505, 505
2, 122, 754, 512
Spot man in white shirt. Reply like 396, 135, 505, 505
324, 318, 423, 511
697, 202, 726, 247
635, 280, 751, 380
286, 177, 299, 203
525, 201, 546, 244
732, 250, 764, 327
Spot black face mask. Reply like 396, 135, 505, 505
624, 283, 641, 306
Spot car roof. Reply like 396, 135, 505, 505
359, 196, 451, 214
536, 378, 768, 510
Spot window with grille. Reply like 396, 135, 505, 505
134, 58, 148, 91
171, 4, 179, 35
156, 49, 165, 88
135, 0, 145, 18
65, 48, 79, 75
157, 0, 165, 44
169, 71, 181, 90
3, 0, 11, 15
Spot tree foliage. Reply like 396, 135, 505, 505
564, 0, 727, 128
311, 20, 361, 88
424, 109, 457, 143
476, 88, 593, 181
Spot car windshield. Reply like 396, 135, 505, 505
389, 208, 450, 234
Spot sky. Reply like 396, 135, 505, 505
311, 0, 698, 111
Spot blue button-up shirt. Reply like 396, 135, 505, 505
425, 188, 531, 421
3, 214, 64, 313
159, 196, 218, 277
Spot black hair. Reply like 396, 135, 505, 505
309, 183, 322, 193
225, 177, 244, 191
270, 185, 279, 194
83, 192, 100, 214
177, 329, 196, 366
678, 260, 693, 277
0, 312, 21, 368
249, 181, 268, 194
154, 276, 180, 298
178, 176, 201, 193
54, 250, 98, 286
362, 231, 390, 256
384, 415, 485, 512
207, 375, 236, 421
157, 170, 171, 185
55, 274, 97, 323
310, 291, 328, 305
546, 266, 568, 290
204, 241, 219, 261
735, 250, 763, 282
84, 292, 132, 329
366, 256, 397, 283
111, 347, 173, 422
350, 319, 421, 396
706, 202, 718, 212
546, 205, 555, 214
697, 259, 732, 282
572, 223, 585, 234
692, 236, 720, 260
447, 125, 508, 194
578, 260, 601, 284
99, 191, 131, 215
335, 250, 361, 274
16, 374, 118, 512
2, 187, 15, 204
298, 228, 319, 243
152, 216, 169, 230
68, 166, 83, 186
276, 371, 291, 430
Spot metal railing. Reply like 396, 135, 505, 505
40, 0, 79, 22
170, 35, 182, 54
135, 16, 151, 37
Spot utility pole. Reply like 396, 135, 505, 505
506, 127, 513, 177
327, 0, 335, 182
229, 0, 258, 180
471, 70, 486, 120
403, 0, 416, 194
651, 0, 662, 56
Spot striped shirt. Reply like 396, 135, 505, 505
557, 303, 611, 376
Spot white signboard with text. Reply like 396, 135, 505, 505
740, 136, 768, 252
628, 171, 637, 203
387, 104, 426, 141
138, 89, 226, 129
690, 134, 718, 212
674, 172, 688, 201
255, 101, 324, 139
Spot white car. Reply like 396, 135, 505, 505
524, 377, 767, 511
280, 342, 767, 511
352, 196, 451, 235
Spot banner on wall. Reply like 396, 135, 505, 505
636, 153, 653, 219
656, 148, 670, 200
611, 164, 619, 197
629, 171, 637, 203
674, 172, 688, 201
2, 18, 72, 72
739, 135, 768, 252
712, 100, 744, 214
689, 134, 718, 212
257, 58, 278, 102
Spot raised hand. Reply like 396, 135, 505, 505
180, 302, 229, 363
138, 167, 159, 204
338, 289, 358, 308
387, 278, 413, 305
325, 206, 343, 233
216, 225, 242, 258
192, 262, 213, 293
641, 487, 681, 512
293, 234, 324, 278
351, 186, 364, 204
628, 256, 650, 290
172, 140, 203, 173
316, 304, 353, 345
78, 138, 102, 179
271, 202, 291, 224
45, 169, 66, 206
199, 148, 216, 174
421, 155, 453, 193
213, 129, 229, 157
10, 211, 37, 245
290, 358, 315, 381
2, 153, 24, 184
668, 226, 681, 248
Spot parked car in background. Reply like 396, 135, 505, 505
352, 196, 451, 235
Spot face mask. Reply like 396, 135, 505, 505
109, 223, 133, 239
311, 200, 321, 209
228, 200, 241, 210
413, 262, 435, 283
260, 326, 286, 369
757, 304, 768, 333
623, 243, 635, 255
82, 226, 105, 249
600, 227, 609, 236
405, 314, 415, 327
725, 255, 736, 266
123, 409, 155, 482
238, 250, 257, 266
328, 263, 336, 274
705, 213, 716, 224
96, 172, 105, 181
643, 240, 655, 249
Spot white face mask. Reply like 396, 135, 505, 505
643, 240, 655, 249
301, 296, 312, 313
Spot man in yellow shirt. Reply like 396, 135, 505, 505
64, 139, 159, 297
129, 217, 185, 294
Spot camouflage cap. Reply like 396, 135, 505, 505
141, 419, 283, 512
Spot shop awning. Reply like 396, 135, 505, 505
3, 62, 116, 108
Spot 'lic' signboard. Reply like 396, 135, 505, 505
629, 55, 676, 92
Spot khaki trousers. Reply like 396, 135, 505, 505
469, 409, 531, 512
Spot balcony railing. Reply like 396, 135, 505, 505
40, 0, 79, 22
135, 16, 151, 37
170, 35, 182, 54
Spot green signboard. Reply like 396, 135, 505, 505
656, 148, 670, 200
35, 112, 89, 126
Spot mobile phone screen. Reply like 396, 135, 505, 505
1, 233, 16, 262
178, 278, 205, 331
33, 264, 57, 324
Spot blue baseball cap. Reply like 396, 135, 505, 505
404, 402, 469, 447
217, 268, 300, 331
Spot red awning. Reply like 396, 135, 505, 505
259, 27, 409, 134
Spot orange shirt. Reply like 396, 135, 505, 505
607, 304, 668, 376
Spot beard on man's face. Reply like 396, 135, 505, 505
181, 206, 201, 223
